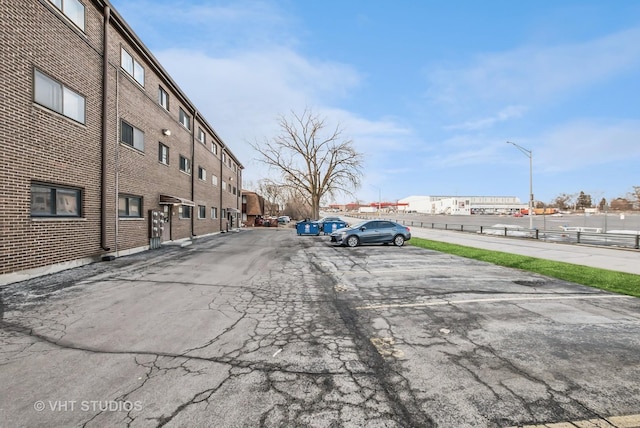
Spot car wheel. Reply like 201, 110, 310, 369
346, 235, 359, 247
393, 235, 405, 247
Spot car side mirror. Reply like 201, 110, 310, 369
360, 226, 366, 231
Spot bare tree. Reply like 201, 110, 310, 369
252, 109, 363, 219
628, 186, 640, 210
550, 193, 573, 210
611, 198, 632, 211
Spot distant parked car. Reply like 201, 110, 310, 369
277, 216, 291, 224
330, 220, 411, 247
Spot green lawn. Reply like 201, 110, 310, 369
410, 237, 640, 298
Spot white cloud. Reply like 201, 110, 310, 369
536, 119, 640, 172
426, 27, 640, 110
445, 105, 528, 131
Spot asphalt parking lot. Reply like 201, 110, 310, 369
1, 228, 639, 427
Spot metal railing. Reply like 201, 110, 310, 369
347, 214, 640, 250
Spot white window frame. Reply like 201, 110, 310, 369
48, 0, 85, 31
158, 142, 169, 165
121, 48, 145, 86
179, 108, 191, 130
198, 205, 206, 219
211, 207, 218, 219
120, 120, 145, 151
179, 155, 191, 174
198, 166, 206, 181
212, 175, 218, 186
34, 69, 85, 124
198, 127, 206, 144
158, 86, 169, 110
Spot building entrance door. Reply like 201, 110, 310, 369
162, 205, 171, 241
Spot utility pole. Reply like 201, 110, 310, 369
506, 141, 533, 230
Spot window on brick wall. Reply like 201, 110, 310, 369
118, 194, 142, 218
198, 166, 206, 181
48, 0, 85, 31
211, 207, 218, 219
180, 205, 192, 219
121, 47, 144, 86
198, 205, 206, 219
211, 143, 218, 155
198, 127, 206, 144
212, 175, 218, 186
34, 69, 86, 124
179, 155, 191, 174
158, 142, 169, 165
31, 183, 82, 217
120, 120, 144, 151
179, 108, 191, 130
158, 86, 169, 110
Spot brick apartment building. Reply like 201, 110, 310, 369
0, 0, 243, 284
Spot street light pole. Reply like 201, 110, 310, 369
506, 141, 533, 230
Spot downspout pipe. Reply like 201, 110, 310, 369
100, 5, 111, 251
191, 110, 196, 237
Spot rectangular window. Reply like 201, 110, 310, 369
179, 155, 191, 174
211, 143, 218, 155
48, 0, 85, 31
34, 69, 85, 124
158, 142, 169, 165
120, 120, 144, 151
179, 108, 190, 130
198, 205, 206, 219
198, 166, 206, 181
121, 48, 144, 86
198, 127, 206, 144
118, 194, 142, 218
31, 183, 81, 217
212, 175, 218, 186
222, 181, 226, 191
158, 86, 169, 110
180, 205, 192, 219
222, 152, 226, 164
211, 207, 218, 219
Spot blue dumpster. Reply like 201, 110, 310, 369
322, 221, 347, 235
296, 221, 320, 236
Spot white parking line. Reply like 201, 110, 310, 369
355, 294, 631, 310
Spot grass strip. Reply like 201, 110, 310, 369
410, 237, 640, 298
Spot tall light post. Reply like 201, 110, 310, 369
506, 141, 533, 230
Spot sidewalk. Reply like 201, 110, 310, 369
412, 227, 640, 275
340, 216, 640, 275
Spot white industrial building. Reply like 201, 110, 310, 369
398, 195, 526, 215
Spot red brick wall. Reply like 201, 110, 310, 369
0, 0, 243, 279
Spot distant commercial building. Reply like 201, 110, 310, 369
1, 0, 242, 284
398, 196, 525, 215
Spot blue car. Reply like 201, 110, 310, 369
330, 220, 411, 247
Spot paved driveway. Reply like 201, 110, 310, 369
1, 229, 639, 427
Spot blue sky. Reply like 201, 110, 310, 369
110, 0, 640, 206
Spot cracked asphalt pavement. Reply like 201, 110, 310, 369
1, 228, 639, 427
